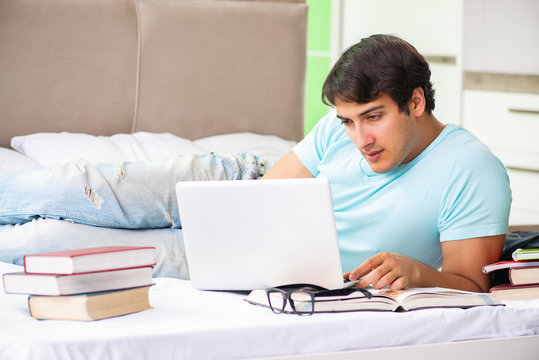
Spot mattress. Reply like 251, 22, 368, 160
1, 262, 539, 360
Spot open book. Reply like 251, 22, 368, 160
244, 286, 503, 313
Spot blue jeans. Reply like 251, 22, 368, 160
0, 152, 268, 229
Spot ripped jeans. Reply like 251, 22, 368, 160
0, 152, 268, 229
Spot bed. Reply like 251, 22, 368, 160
0, 0, 538, 359
0, 0, 305, 277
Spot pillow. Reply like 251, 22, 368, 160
0, 147, 40, 176
11, 131, 296, 166
11, 132, 205, 167
193, 132, 296, 163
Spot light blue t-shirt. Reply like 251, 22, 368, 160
294, 111, 512, 272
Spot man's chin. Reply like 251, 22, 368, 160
367, 161, 395, 174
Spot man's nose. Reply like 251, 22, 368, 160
351, 125, 374, 149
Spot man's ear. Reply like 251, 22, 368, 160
410, 87, 426, 117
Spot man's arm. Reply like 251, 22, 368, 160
262, 151, 314, 179
437, 234, 506, 292
345, 234, 505, 292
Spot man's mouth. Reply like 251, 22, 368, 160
363, 149, 383, 162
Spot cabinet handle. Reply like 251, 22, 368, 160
506, 166, 539, 174
508, 108, 539, 115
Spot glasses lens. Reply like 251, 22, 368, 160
267, 289, 287, 314
289, 291, 314, 315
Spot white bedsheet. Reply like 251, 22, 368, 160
1, 262, 539, 360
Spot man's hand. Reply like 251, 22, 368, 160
343, 234, 506, 292
344, 252, 420, 290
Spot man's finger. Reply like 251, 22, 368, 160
348, 254, 385, 281
358, 262, 392, 288
372, 269, 402, 289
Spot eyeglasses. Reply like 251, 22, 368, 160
266, 284, 371, 316
266, 286, 318, 316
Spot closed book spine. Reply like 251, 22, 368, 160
23, 246, 156, 274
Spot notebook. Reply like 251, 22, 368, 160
175, 177, 345, 291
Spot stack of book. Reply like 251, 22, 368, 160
482, 247, 539, 300
2, 246, 155, 321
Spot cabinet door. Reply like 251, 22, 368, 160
463, 0, 539, 75
341, 0, 462, 56
507, 169, 539, 226
462, 90, 539, 171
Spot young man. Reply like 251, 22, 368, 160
263, 34, 511, 293
0, 35, 510, 292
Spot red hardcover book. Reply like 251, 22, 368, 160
481, 260, 539, 274
23, 246, 156, 275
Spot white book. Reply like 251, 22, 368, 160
3, 267, 153, 295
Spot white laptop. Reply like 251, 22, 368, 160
175, 177, 345, 291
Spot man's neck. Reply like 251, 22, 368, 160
422, 113, 445, 143
407, 113, 446, 162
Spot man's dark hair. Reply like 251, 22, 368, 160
322, 34, 435, 114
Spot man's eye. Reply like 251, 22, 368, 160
367, 114, 381, 121
340, 120, 352, 126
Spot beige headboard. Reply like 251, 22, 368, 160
0, 0, 307, 148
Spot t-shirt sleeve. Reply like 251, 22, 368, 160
293, 111, 340, 177
438, 140, 512, 241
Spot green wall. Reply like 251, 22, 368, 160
304, 0, 332, 135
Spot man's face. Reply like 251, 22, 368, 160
335, 94, 422, 174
